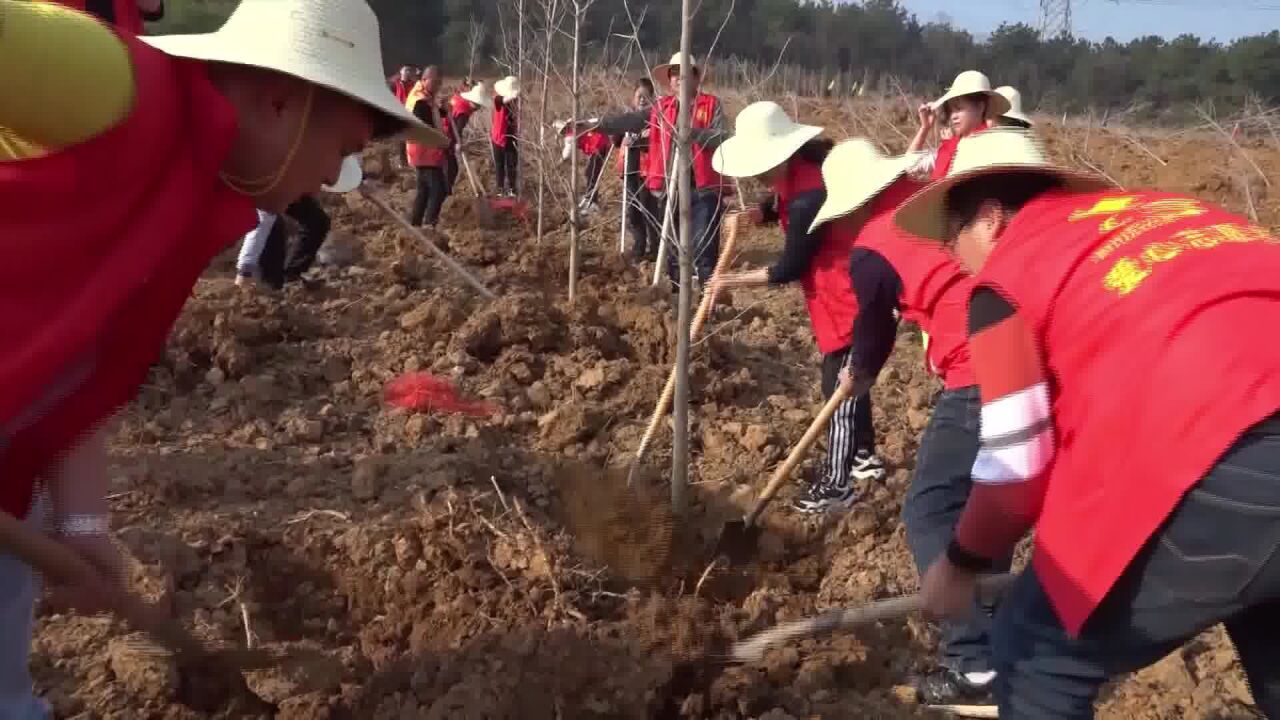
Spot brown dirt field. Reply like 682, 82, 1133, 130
32, 96, 1280, 719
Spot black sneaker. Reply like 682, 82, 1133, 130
852, 449, 886, 482
914, 668, 997, 716
791, 480, 857, 514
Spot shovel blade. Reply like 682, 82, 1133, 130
715, 519, 761, 565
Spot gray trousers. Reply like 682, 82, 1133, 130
0, 500, 50, 719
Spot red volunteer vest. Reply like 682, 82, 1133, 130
776, 158, 855, 354
855, 180, 976, 389
0, 33, 255, 517
449, 95, 476, 129
491, 97, 516, 147
577, 129, 610, 156
60, 0, 145, 34
931, 124, 989, 181
976, 189, 1280, 635
391, 78, 412, 105
645, 94, 730, 194
404, 84, 447, 167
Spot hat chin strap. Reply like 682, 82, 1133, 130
220, 84, 315, 199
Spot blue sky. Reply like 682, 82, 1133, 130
894, 0, 1280, 42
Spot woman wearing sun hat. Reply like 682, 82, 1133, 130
993, 86, 1033, 129
492, 75, 521, 196
0, 0, 440, 712
441, 80, 493, 194
810, 139, 1003, 712
908, 70, 1011, 181
706, 101, 883, 513
893, 128, 1280, 717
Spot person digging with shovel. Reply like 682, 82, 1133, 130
810, 138, 1002, 712
0, 0, 442, 714
898, 127, 1280, 719
707, 101, 885, 514
445, 79, 493, 198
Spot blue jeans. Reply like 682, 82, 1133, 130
902, 385, 1010, 674
663, 188, 725, 287
0, 500, 50, 720
992, 413, 1280, 719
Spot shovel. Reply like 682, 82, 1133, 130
456, 150, 498, 226
730, 571, 1015, 663
0, 512, 277, 710
716, 381, 853, 564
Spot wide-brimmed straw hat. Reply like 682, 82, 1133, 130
321, 154, 363, 193
808, 139, 919, 233
494, 76, 520, 100
995, 86, 1033, 126
931, 70, 1011, 121
712, 102, 823, 179
894, 128, 1118, 242
651, 52, 708, 86
143, 0, 445, 147
460, 81, 495, 108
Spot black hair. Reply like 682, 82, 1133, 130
795, 138, 835, 165
944, 172, 1062, 237
636, 77, 655, 94
995, 117, 1032, 130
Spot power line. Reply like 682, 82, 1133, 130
1039, 0, 1072, 37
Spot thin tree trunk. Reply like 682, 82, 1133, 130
536, 0, 556, 243
671, 0, 694, 516
516, 0, 525, 198
568, 3, 581, 302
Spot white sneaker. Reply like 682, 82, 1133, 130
852, 450, 885, 481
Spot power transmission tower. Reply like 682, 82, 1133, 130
1039, 0, 1072, 38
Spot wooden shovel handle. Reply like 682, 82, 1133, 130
731, 572, 1015, 663
630, 216, 742, 475
362, 188, 498, 300
0, 512, 213, 664
743, 381, 853, 527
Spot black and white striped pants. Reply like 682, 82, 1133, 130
820, 346, 876, 487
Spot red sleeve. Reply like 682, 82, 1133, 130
951, 288, 1054, 561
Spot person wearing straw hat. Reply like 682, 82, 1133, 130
893, 128, 1280, 718
811, 139, 1002, 711
994, 86, 1033, 129
708, 102, 883, 513
591, 51, 731, 288
908, 70, 1010, 181
444, 79, 493, 196
0, 0, 440, 712
405, 65, 452, 228
492, 75, 521, 197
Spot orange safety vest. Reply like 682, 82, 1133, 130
404, 84, 447, 168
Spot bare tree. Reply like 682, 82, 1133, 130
566, 0, 599, 301
534, 0, 564, 243
671, 0, 694, 515
517, 0, 525, 197
467, 15, 486, 79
